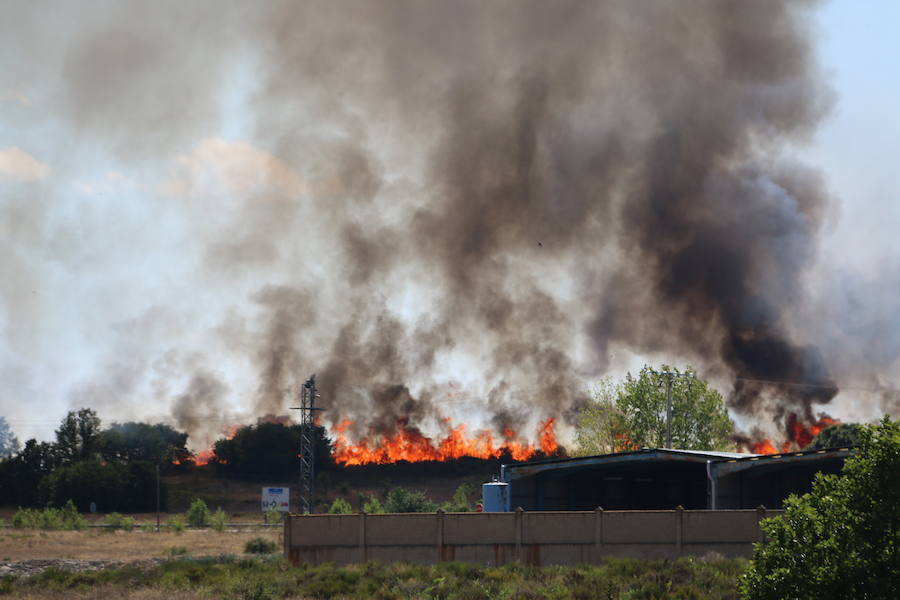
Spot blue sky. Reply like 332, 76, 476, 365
810, 0, 900, 261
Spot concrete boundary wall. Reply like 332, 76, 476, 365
284, 507, 781, 566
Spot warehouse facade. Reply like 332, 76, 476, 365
500, 446, 852, 511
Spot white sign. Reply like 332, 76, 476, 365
261, 487, 290, 512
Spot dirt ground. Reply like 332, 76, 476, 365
0, 528, 282, 561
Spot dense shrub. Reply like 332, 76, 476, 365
103, 512, 136, 531
741, 417, 900, 599
185, 498, 210, 528
383, 487, 436, 513
263, 506, 282, 524
328, 498, 353, 514
209, 508, 228, 532
361, 495, 384, 514
3, 555, 748, 599
439, 482, 476, 512
244, 537, 278, 554
11, 500, 86, 530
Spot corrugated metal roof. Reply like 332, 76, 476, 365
503, 447, 755, 470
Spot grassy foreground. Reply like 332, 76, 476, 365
0, 528, 282, 561
1, 555, 747, 600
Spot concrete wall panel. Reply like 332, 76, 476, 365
683, 511, 759, 543
285, 509, 773, 567
523, 512, 594, 544
443, 513, 516, 544
291, 515, 358, 547
602, 511, 675, 544
366, 514, 436, 546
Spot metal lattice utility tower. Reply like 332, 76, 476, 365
291, 374, 323, 513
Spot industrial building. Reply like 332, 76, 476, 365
497, 446, 853, 511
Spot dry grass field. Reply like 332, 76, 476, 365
0, 527, 281, 561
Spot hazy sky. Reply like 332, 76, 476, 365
1, 0, 898, 447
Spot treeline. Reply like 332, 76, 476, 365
0, 410, 338, 511
0, 409, 188, 511
212, 422, 334, 478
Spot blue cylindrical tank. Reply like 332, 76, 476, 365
482, 481, 510, 512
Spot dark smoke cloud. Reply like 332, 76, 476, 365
243, 0, 837, 440
6, 0, 888, 448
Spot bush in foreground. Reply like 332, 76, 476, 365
11, 500, 86, 530
8, 555, 746, 599
244, 537, 279, 554
741, 417, 900, 599
103, 512, 136, 531
185, 497, 210, 528
209, 507, 228, 532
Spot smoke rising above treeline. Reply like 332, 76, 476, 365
1, 0, 898, 448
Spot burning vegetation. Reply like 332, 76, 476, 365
747, 413, 839, 455
331, 417, 559, 466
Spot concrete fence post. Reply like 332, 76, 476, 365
514, 507, 524, 563
756, 505, 767, 543
594, 507, 603, 563
675, 505, 684, 552
436, 509, 445, 562
359, 511, 367, 563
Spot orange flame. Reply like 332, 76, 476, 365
191, 424, 242, 466
749, 413, 838, 454
332, 417, 559, 466
613, 432, 640, 452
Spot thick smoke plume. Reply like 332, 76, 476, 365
2, 0, 890, 448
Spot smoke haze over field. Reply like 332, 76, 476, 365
1, 0, 898, 448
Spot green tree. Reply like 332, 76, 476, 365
574, 378, 630, 455
740, 417, 900, 600
55, 408, 102, 463
212, 422, 333, 478
808, 422, 863, 450
575, 365, 735, 454
98, 422, 190, 466
0, 438, 58, 505
38, 459, 160, 512
0, 417, 20, 458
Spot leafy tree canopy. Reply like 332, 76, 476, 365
55, 408, 102, 463
0, 438, 59, 505
575, 365, 735, 454
98, 421, 190, 465
808, 422, 863, 450
740, 417, 900, 600
213, 422, 333, 478
38, 458, 161, 513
